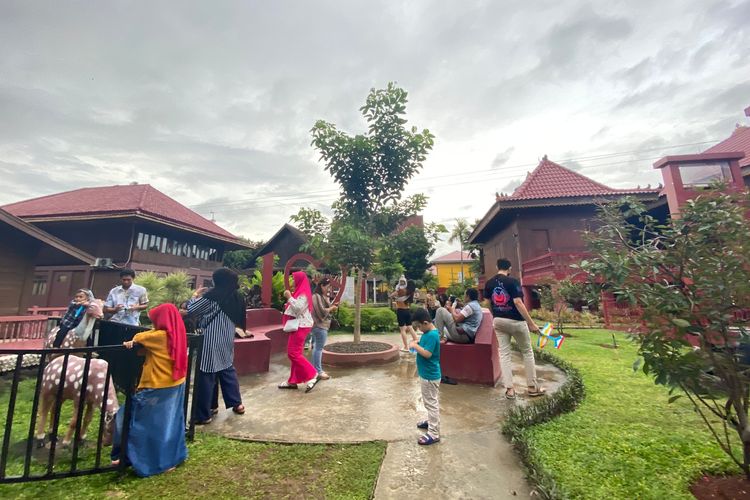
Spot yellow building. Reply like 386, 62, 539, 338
429, 250, 476, 292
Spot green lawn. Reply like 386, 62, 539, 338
521, 329, 739, 499
0, 379, 385, 499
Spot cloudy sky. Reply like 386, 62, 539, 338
1, 1, 748, 256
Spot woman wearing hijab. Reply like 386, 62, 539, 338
50, 289, 95, 348
187, 267, 246, 424
113, 303, 188, 477
278, 271, 320, 393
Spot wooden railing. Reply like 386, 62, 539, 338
27, 306, 66, 317
521, 252, 591, 285
0, 316, 50, 342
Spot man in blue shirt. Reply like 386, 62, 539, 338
410, 308, 441, 445
433, 287, 483, 343
104, 269, 149, 326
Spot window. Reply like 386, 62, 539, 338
32, 276, 48, 296
135, 231, 221, 261
679, 162, 733, 187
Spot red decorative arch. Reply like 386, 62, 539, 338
283, 253, 348, 303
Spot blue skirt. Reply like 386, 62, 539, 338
112, 383, 188, 477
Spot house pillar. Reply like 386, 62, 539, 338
261, 252, 274, 307
522, 286, 534, 312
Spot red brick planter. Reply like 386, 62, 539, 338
322, 342, 400, 367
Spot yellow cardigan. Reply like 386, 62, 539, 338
133, 329, 185, 390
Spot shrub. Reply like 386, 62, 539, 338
335, 304, 397, 332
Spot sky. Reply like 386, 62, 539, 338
1, 1, 749, 257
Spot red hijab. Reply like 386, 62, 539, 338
148, 303, 188, 381
282, 272, 313, 325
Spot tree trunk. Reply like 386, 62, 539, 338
459, 243, 464, 284
353, 267, 363, 344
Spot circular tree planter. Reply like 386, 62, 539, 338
322, 341, 400, 367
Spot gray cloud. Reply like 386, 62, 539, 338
492, 147, 515, 168
0, 0, 748, 241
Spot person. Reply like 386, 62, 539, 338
425, 289, 439, 320
104, 269, 149, 326
113, 303, 188, 476
247, 284, 263, 309
391, 276, 418, 352
410, 308, 441, 446
484, 258, 546, 399
188, 268, 246, 424
433, 288, 483, 344
278, 271, 320, 393
51, 289, 96, 348
310, 278, 338, 380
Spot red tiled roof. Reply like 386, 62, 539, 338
430, 250, 474, 264
2, 184, 239, 241
502, 156, 659, 201
704, 126, 750, 168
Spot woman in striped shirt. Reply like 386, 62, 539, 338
188, 268, 246, 424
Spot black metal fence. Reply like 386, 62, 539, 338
0, 321, 203, 483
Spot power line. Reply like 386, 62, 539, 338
190, 138, 716, 212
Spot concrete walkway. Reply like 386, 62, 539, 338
203, 333, 566, 499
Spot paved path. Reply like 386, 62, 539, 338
203, 333, 566, 499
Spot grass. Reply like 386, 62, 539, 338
0, 378, 386, 499
518, 328, 740, 499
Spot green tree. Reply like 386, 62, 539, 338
308, 82, 434, 343
448, 218, 471, 283
223, 237, 264, 270
392, 226, 433, 280
289, 208, 330, 238
582, 190, 750, 479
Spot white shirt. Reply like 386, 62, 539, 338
105, 284, 149, 325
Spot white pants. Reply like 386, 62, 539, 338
420, 378, 441, 438
493, 317, 538, 389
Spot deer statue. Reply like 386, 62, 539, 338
35, 355, 119, 448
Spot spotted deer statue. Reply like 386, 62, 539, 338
35, 355, 119, 448
44, 300, 104, 353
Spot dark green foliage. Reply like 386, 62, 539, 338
222, 238, 264, 270
335, 304, 397, 332
392, 226, 432, 280
582, 189, 750, 478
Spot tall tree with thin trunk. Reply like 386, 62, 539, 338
448, 218, 471, 283
305, 83, 435, 344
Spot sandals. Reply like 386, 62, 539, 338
232, 404, 245, 415
527, 386, 547, 397
317, 372, 331, 380
211, 408, 219, 415
417, 434, 440, 446
416, 421, 428, 429
278, 382, 298, 389
305, 378, 318, 393
505, 389, 517, 400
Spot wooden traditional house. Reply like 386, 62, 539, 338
1, 184, 250, 311
468, 156, 663, 309
0, 209, 95, 315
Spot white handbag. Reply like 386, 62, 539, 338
283, 318, 300, 333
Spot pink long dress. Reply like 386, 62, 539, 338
283, 272, 318, 384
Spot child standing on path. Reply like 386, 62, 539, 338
410, 308, 441, 445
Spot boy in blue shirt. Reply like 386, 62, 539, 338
409, 308, 441, 445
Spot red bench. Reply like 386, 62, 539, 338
233, 308, 283, 376
440, 309, 501, 386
